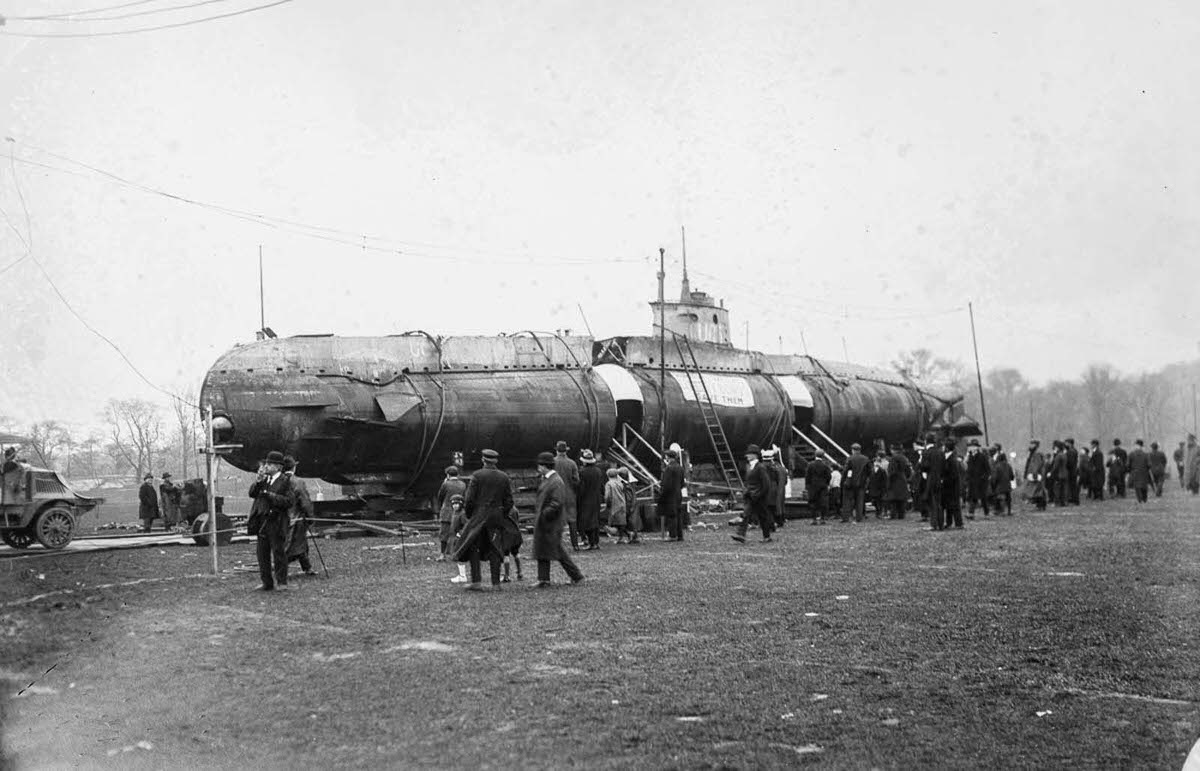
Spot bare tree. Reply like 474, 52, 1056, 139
169, 387, 200, 479
892, 348, 966, 384
27, 421, 71, 470
1126, 372, 1172, 442
74, 433, 106, 479
1082, 364, 1124, 442
103, 398, 163, 481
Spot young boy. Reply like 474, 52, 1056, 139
501, 505, 524, 582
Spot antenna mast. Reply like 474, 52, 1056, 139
258, 245, 265, 333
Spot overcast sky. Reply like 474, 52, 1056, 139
0, 0, 1195, 434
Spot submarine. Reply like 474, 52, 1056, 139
199, 273, 975, 509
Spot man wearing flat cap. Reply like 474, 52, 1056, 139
841, 442, 870, 523
248, 450, 296, 591
554, 441, 582, 551
532, 451, 584, 587
657, 447, 686, 541
453, 449, 521, 590
139, 472, 160, 533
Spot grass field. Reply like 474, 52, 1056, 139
2, 490, 1199, 769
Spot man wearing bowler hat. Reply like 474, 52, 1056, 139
733, 444, 774, 542
138, 472, 160, 533
554, 440, 582, 551
657, 447, 686, 541
454, 449, 520, 590
248, 450, 296, 591
532, 451, 584, 587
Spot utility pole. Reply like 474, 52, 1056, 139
205, 405, 218, 575
968, 301, 990, 446
658, 247, 666, 456
1193, 383, 1197, 435
1028, 396, 1035, 439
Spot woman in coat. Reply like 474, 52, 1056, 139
1021, 441, 1047, 511
603, 468, 629, 543
576, 450, 605, 550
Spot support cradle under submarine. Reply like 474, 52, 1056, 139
199, 276, 978, 510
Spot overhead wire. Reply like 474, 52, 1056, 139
4, 0, 162, 20
0, 0, 293, 37
6, 0, 232, 22
5, 143, 198, 410
12, 140, 637, 266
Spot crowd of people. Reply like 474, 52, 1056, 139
242, 432, 1200, 593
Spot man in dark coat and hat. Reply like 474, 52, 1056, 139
805, 449, 833, 525
532, 451, 584, 587
940, 438, 964, 529
1087, 439, 1106, 500
1064, 438, 1081, 505
1107, 439, 1128, 498
282, 455, 317, 576
453, 449, 521, 591
733, 444, 774, 542
554, 441, 582, 551
576, 449, 605, 550
1021, 440, 1047, 511
159, 472, 181, 529
964, 438, 991, 517
138, 473, 160, 533
657, 448, 686, 541
1126, 439, 1151, 504
248, 450, 296, 591
841, 442, 871, 523
919, 433, 946, 529
1148, 442, 1168, 497
885, 443, 912, 519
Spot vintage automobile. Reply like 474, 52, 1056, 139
1, 459, 103, 549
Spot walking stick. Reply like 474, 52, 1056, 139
306, 520, 329, 578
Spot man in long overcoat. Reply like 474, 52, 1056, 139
282, 456, 317, 576
1107, 439, 1128, 498
248, 450, 296, 591
159, 472, 181, 529
1126, 440, 1151, 504
1186, 435, 1200, 494
1048, 441, 1069, 507
657, 448, 685, 541
805, 449, 833, 525
733, 444, 774, 542
1148, 442, 1168, 497
554, 441, 582, 551
885, 444, 911, 519
841, 443, 871, 523
940, 438, 963, 528
919, 433, 946, 529
576, 450, 605, 550
1021, 440, 1047, 511
532, 451, 583, 587
453, 449, 521, 590
964, 439, 991, 517
1064, 438, 1081, 505
138, 473, 160, 533
1088, 439, 1106, 500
